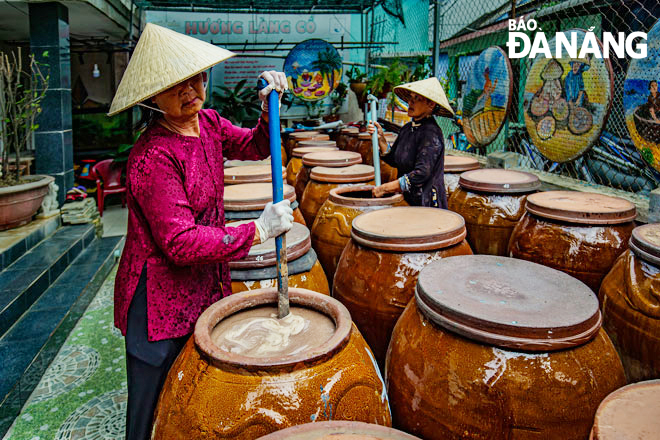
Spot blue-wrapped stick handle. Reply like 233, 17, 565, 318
368, 95, 382, 186
258, 77, 289, 318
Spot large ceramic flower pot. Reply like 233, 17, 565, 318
286, 145, 338, 187
600, 224, 660, 382
509, 191, 636, 292
333, 207, 472, 365
386, 255, 626, 440
300, 164, 375, 226
257, 421, 421, 439
230, 222, 329, 295
443, 155, 480, 199
224, 182, 306, 226
448, 168, 540, 256
152, 288, 392, 439
311, 185, 405, 283
224, 165, 286, 185
0, 175, 55, 230
294, 150, 362, 203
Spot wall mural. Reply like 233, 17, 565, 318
524, 29, 613, 162
624, 18, 660, 171
284, 39, 342, 101
462, 46, 512, 147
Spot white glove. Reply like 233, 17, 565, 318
253, 200, 294, 244
258, 71, 288, 112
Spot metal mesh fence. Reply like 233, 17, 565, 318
435, 0, 660, 196
372, 0, 431, 57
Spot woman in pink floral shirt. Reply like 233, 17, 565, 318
108, 24, 292, 440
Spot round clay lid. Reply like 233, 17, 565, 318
292, 146, 338, 158
341, 126, 359, 134
358, 132, 373, 140
415, 255, 602, 351
459, 169, 540, 193
591, 380, 660, 440
351, 207, 466, 251
630, 224, 660, 266
310, 164, 375, 183
224, 183, 296, 211
256, 421, 422, 440
294, 133, 330, 142
289, 130, 319, 138
297, 140, 337, 148
302, 151, 362, 167
525, 191, 637, 225
224, 165, 286, 184
444, 155, 480, 173
229, 222, 311, 268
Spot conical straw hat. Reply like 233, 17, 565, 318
108, 23, 235, 116
393, 77, 454, 117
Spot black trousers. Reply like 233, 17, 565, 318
125, 268, 188, 440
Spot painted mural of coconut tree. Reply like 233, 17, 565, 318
284, 39, 342, 101
312, 48, 342, 92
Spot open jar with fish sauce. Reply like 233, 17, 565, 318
294, 150, 362, 204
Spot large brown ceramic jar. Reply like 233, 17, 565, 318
386, 255, 626, 440
152, 288, 392, 439
509, 191, 636, 292
344, 130, 361, 153
257, 421, 421, 440
230, 222, 330, 295
600, 224, 660, 382
443, 155, 480, 199
224, 182, 306, 226
337, 126, 359, 150
300, 164, 375, 226
224, 164, 286, 185
355, 132, 398, 183
284, 131, 330, 161
294, 150, 362, 202
333, 207, 472, 365
590, 380, 660, 440
286, 145, 338, 186
311, 185, 406, 283
448, 168, 540, 256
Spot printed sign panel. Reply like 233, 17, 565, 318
624, 18, 660, 171
462, 47, 512, 147
524, 29, 613, 162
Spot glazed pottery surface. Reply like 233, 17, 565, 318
224, 182, 306, 226
152, 288, 391, 439
386, 255, 626, 440
294, 151, 362, 203
443, 155, 480, 199
311, 185, 406, 283
300, 164, 375, 226
333, 207, 472, 365
286, 146, 338, 186
224, 165, 286, 185
600, 224, 660, 382
448, 168, 539, 256
509, 191, 636, 292
284, 131, 329, 160
337, 127, 359, 150
590, 380, 660, 440
256, 421, 421, 439
355, 132, 398, 183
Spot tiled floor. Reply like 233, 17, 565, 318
101, 206, 128, 238
2, 265, 127, 440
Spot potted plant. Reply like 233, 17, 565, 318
368, 60, 409, 99
210, 79, 262, 127
324, 82, 348, 122
0, 48, 55, 230
346, 66, 367, 98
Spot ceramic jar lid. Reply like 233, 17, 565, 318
302, 151, 362, 168
415, 255, 601, 351
328, 185, 404, 207
358, 132, 373, 140
224, 183, 296, 211
630, 224, 660, 266
289, 130, 319, 138
310, 164, 375, 183
525, 191, 637, 225
297, 140, 337, 148
292, 133, 330, 142
351, 207, 466, 251
223, 165, 286, 184
590, 380, 660, 440
229, 222, 311, 268
292, 146, 338, 158
358, 131, 397, 140
444, 155, 480, 173
458, 169, 540, 193
341, 126, 359, 134
255, 421, 422, 440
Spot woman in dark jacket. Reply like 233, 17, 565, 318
368, 77, 454, 207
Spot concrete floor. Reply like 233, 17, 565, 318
101, 205, 128, 238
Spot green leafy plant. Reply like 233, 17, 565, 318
210, 79, 261, 127
346, 66, 367, 83
312, 48, 343, 89
0, 48, 49, 185
368, 59, 409, 97
330, 82, 348, 115
410, 55, 432, 81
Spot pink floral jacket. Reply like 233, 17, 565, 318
114, 109, 270, 341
